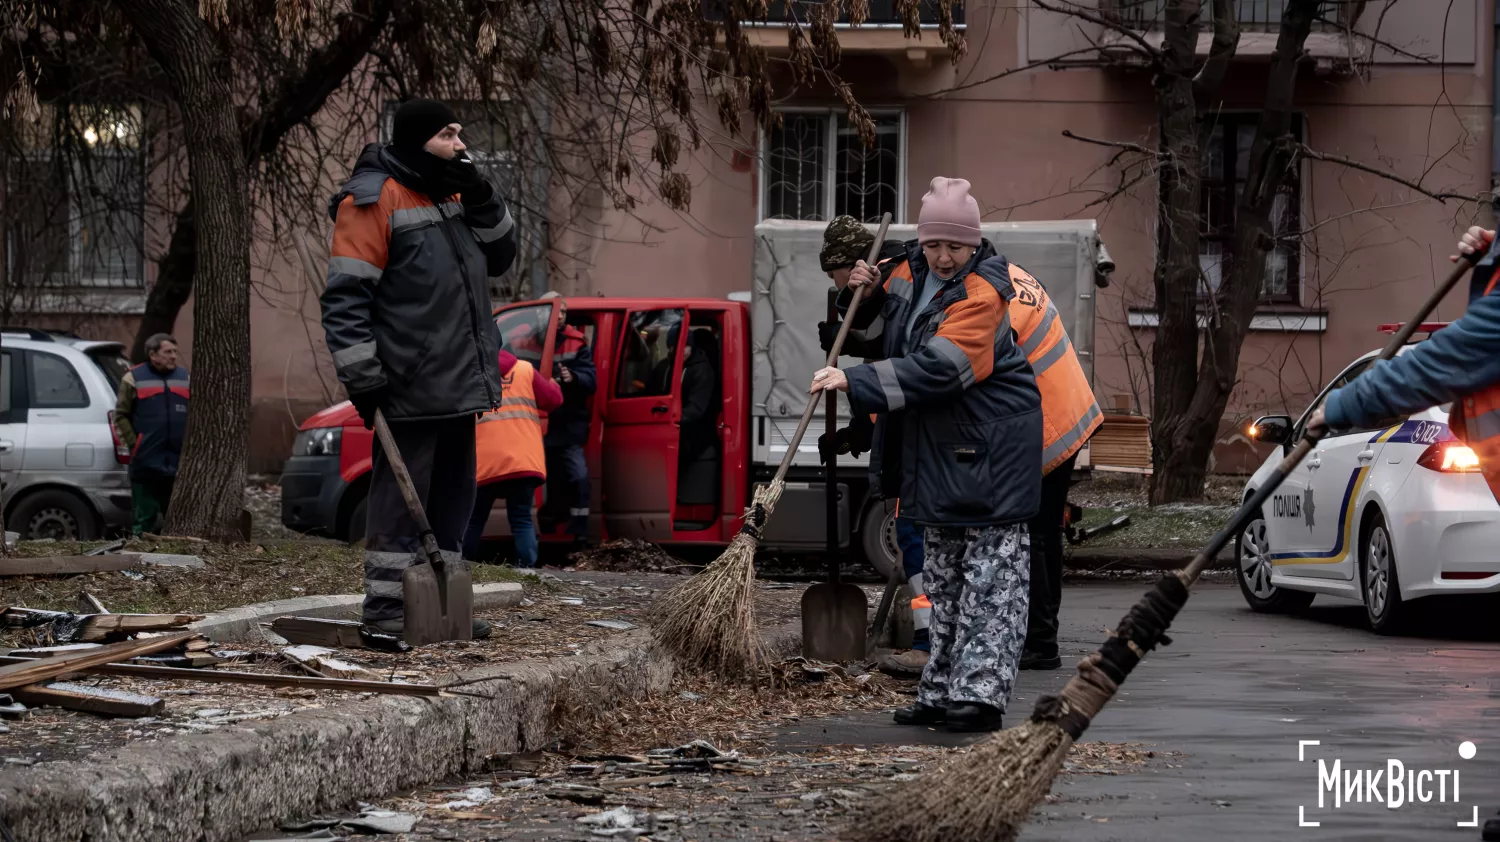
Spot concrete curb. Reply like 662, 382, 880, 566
189, 583, 525, 642
1064, 547, 1235, 572
0, 601, 805, 842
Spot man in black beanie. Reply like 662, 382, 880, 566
321, 98, 518, 639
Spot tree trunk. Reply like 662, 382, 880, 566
114, 0, 251, 541
127, 0, 394, 362
1147, 0, 1318, 505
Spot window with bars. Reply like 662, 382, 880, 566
1197, 112, 1303, 303
3, 103, 145, 289
760, 110, 905, 223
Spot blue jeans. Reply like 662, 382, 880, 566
895, 515, 930, 652
464, 478, 542, 567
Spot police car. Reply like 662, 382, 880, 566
1238, 323, 1500, 633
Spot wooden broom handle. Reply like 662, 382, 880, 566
770, 212, 893, 486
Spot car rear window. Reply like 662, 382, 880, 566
88, 348, 131, 391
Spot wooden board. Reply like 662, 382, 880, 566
0, 554, 141, 577
269, 616, 409, 652
0, 654, 446, 697
76, 613, 203, 642
0, 632, 193, 691
281, 645, 377, 680
12, 681, 164, 717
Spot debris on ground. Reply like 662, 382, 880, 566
566, 540, 686, 573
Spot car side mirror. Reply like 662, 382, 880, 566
1249, 415, 1294, 446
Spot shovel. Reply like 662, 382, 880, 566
371, 410, 473, 645
801, 287, 873, 662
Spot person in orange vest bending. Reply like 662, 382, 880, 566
464, 349, 565, 567
1308, 225, 1500, 507
1004, 262, 1103, 671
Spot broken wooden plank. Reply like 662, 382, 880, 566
0, 655, 451, 697
74, 613, 203, 642
77, 591, 109, 614
0, 632, 193, 691
280, 646, 377, 680
7, 643, 103, 658
0, 554, 141, 577
130, 652, 222, 669
12, 681, 164, 717
268, 616, 410, 652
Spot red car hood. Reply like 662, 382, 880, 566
299, 400, 358, 430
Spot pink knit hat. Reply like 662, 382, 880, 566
917, 177, 982, 247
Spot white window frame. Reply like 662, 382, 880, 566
757, 106, 908, 223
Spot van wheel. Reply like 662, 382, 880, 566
11, 490, 100, 542
859, 499, 900, 580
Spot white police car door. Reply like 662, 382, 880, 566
1269, 358, 1382, 581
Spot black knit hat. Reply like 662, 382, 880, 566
391, 98, 458, 151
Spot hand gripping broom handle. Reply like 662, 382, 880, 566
1179, 249, 1484, 589
769, 212, 892, 486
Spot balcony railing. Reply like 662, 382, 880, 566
703, 0, 965, 28
1101, 0, 1347, 32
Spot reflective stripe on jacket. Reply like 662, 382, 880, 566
840, 239, 1043, 528
1005, 263, 1103, 474
1451, 270, 1500, 503
124, 363, 189, 479
476, 355, 563, 485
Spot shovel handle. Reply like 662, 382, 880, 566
371, 410, 446, 570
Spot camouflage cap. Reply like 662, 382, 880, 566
820, 215, 876, 272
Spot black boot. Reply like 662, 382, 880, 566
1020, 651, 1063, 670
893, 702, 947, 726
946, 703, 1003, 733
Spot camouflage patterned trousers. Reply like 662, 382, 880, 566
916, 524, 1031, 712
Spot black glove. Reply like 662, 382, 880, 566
444, 152, 494, 206
348, 383, 390, 431
818, 422, 874, 463
817, 321, 841, 354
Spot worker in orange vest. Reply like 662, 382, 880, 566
1003, 262, 1103, 671
1308, 226, 1500, 511
464, 349, 565, 567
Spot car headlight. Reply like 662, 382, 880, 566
293, 427, 342, 457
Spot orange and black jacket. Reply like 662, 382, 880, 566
838, 239, 1043, 528
321, 144, 517, 420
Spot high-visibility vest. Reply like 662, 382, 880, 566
1005, 263, 1103, 475
1450, 271, 1500, 503
476, 359, 547, 484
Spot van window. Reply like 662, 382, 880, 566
616, 309, 684, 398
28, 352, 90, 409
495, 304, 553, 370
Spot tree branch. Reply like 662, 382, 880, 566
1032, 0, 1161, 59
1062, 129, 1163, 159
1297, 144, 1486, 204
1193, 0, 1238, 99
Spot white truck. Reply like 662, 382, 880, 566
745, 220, 1115, 577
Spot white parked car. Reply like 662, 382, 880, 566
1239, 326, 1500, 633
0, 327, 134, 540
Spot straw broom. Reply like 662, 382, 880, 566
845, 250, 1485, 842
648, 212, 893, 680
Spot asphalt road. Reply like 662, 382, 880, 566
770, 581, 1500, 842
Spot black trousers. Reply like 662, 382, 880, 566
362, 415, 477, 623
1023, 451, 1077, 659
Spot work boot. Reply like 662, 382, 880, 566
892, 702, 947, 726
946, 703, 1003, 733
879, 648, 929, 678
1020, 651, 1063, 671
365, 617, 493, 640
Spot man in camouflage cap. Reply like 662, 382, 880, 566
815, 215, 931, 680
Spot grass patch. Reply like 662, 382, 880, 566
1071, 504, 1236, 551
2, 538, 536, 617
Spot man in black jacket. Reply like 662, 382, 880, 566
537, 290, 598, 549
321, 98, 517, 637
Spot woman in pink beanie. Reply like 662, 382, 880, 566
808, 177, 1043, 733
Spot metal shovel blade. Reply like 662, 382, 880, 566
801, 582, 868, 663
402, 558, 474, 646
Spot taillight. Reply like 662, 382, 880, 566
1417, 440, 1481, 473
107, 410, 130, 464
